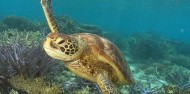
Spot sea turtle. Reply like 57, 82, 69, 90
41, 0, 135, 94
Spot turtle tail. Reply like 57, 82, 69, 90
41, 0, 59, 33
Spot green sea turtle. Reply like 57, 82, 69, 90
41, 0, 135, 93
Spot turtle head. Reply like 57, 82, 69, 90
43, 32, 85, 62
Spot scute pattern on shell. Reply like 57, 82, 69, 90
72, 33, 134, 83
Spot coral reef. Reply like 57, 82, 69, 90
172, 41, 190, 56
104, 32, 128, 51
2, 16, 39, 31
0, 29, 99, 93
0, 76, 11, 94
56, 15, 105, 36
0, 39, 59, 78
0, 29, 43, 46
118, 62, 190, 94
48, 63, 99, 94
126, 32, 176, 61
74, 86, 93, 94
0, 22, 8, 31
0, 30, 63, 93
168, 54, 190, 69
0, 16, 190, 94
9, 75, 63, 94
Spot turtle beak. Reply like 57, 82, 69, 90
44, 36, 57, 49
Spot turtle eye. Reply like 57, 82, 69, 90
55, 37, 65, 45
58, 40, 65, 44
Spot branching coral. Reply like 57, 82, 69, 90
0, 40, 59, 78
163, 66, 190, 93
126, 77, 164, 94
0, 29, 100, 93
0, 31, 62, 93
49, 64, 99, 94
153, 64, 190, 94
0, 29, 43, 46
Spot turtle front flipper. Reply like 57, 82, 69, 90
97, 71, 121, 94
41, 0, 59, 33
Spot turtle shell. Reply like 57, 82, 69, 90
72, 33, 135, 85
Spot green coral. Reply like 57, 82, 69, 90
0, 22, 8, 31
56, 15, 104, 36
168, 55, 190, 69
2, 16, 39, 31
9, 75, 63, 94
126, 32, 176, 61
104, 32, 127, 51
172, 41, 190, 56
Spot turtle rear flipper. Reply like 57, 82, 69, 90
97, 71, 121, 94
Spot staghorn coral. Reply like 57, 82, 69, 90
9, 75, 63, 94
2, 16, 39, 31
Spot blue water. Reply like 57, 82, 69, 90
0, 0, 190, 42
